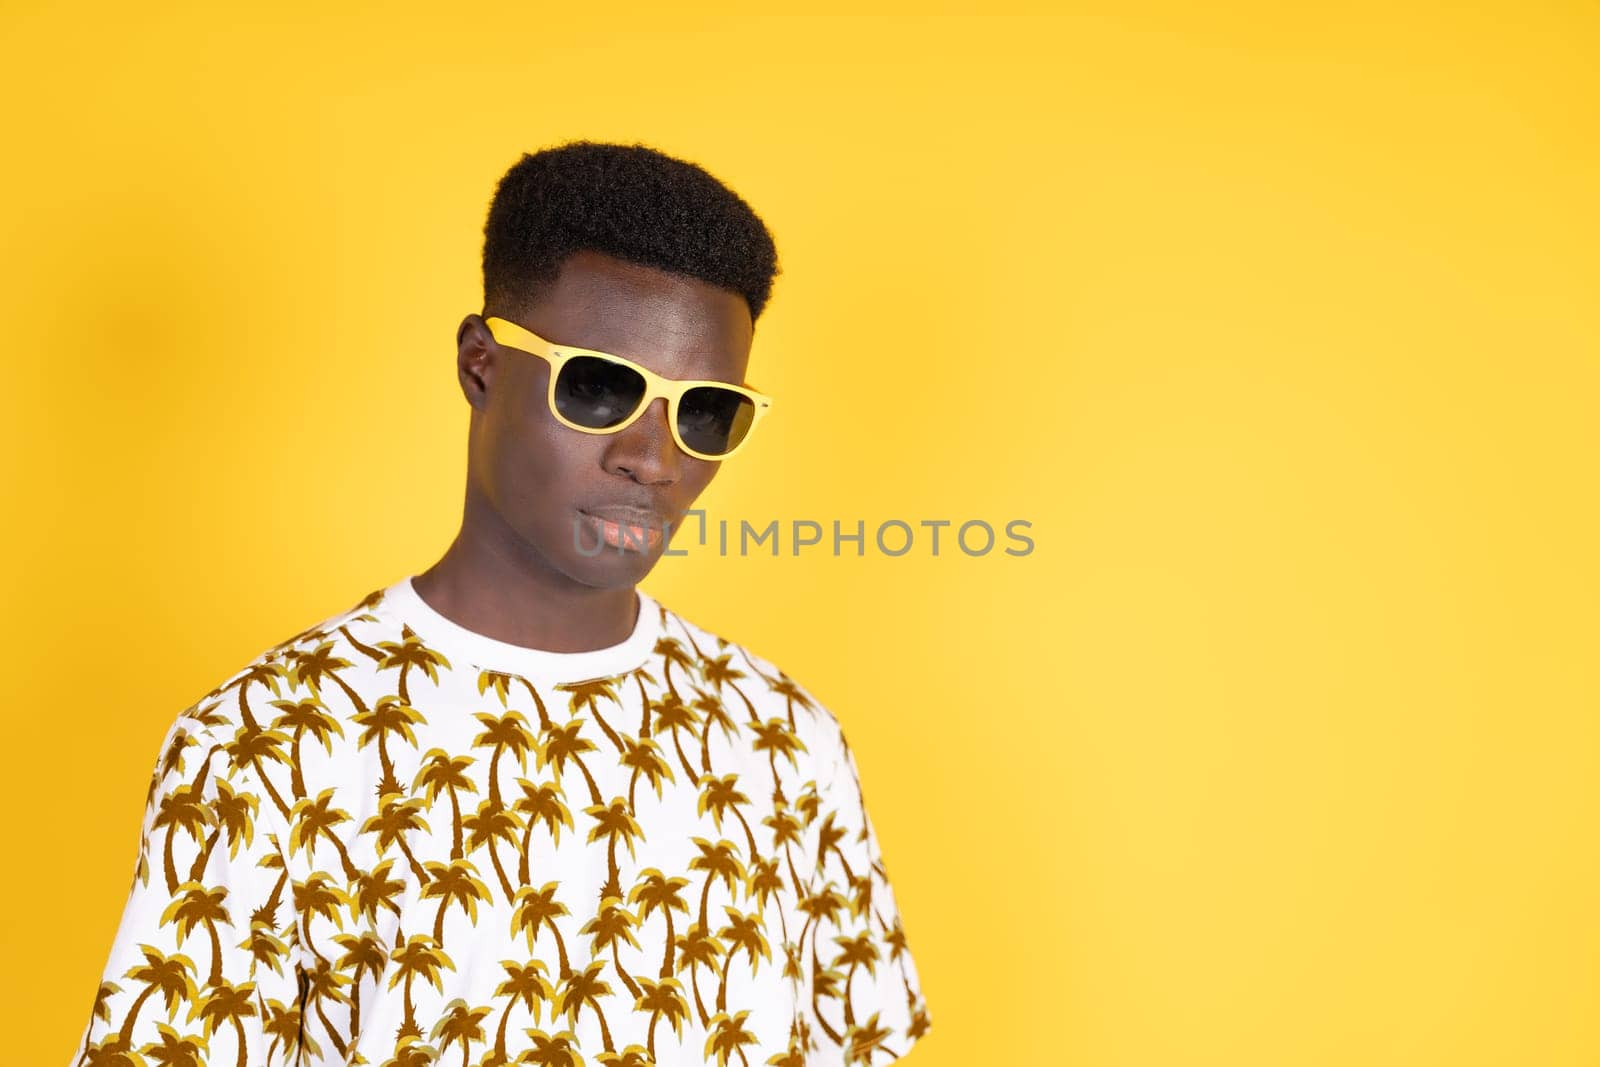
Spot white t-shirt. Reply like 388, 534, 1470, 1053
69, 575, 932, 1066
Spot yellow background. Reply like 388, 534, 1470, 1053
5, 5, 1597, 1064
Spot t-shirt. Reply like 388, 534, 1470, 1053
68, 575, 932, 1067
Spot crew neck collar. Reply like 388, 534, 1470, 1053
376, 575, 661, 685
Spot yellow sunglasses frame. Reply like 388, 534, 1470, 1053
483, 315, 773, 461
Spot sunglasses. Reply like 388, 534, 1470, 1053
483, 316, 773, 461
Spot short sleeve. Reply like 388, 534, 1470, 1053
66, 714, 302, 1066
800, 724, 933, 1065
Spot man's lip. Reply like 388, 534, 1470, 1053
580, 506, 671, 528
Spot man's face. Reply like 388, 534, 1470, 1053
457, 249, 755, 590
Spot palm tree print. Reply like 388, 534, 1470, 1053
627, 868, 691, 978
413, 749, 479, 860
70, 578, 931, 1065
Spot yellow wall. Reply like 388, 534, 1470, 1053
6, 5, 1596, 1064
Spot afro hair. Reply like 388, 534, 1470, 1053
481, 140, 781, 324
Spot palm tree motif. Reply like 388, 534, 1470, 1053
302, 953, 354, 1061
760, 669, 816, 733
288, 788, 364, 882
262, 994, 317, 1065
762, 803, 807, 897
361, 790, 434, 885
596, 1046, 654, 1067
267, 695, 345, 800
556, 960, 616, 1054
883, 914, 909, 967
696, 775, 762, 861
846, 869, 875, 923
429, 996, 492, 1067
793, 779, 822, 828
809, 963, 848, 1047
412, 749, 479, 860
150, 725, 200, 803
185, 697, 233, 739
292, 871, 350, 967
112, 947, 198, 1051
714, 906, 772, 1014
579, 894, 643, 1000
630, 975, 689, 1061
746, 718, 806, 806
214, 660, 287, 734
649, 690, 703, 781
332, 929, 389, 1039
510, 882, 574, 978
688, 837, 747, 934
843, 1011, 897, 1066
381, 1032, 443, 1067
704, 1009, 759, 1067
518, 1027, 585, 1067
348, 858, 407, 927
830, 931, 880, 1029
557, 678, 628, 755
692, 688, 739, 774
797, 884, 847, 973
652, 635, 695, 701
584, 797, 644, 903
814, 812, 856, 883
184, 978, 257, 1067
153, 774, 214, 896
388, 934, 454, 1043
352, 695, 426, 799
487, 960, 555, 1065
187, 777, 259, 885
374, 628, 453, 707
137, 1019, 211, 1066
673, 922, 725, 1028
221, 726, 294, 825
462, 797, 525, 902
280, 639, 371, 720
480, 670, 556, 734
745, 856, 785, 916
513, 776, 574, 885
618, 735, 674, 813
160, 884, 235, 989
906, 1002, 932, 1040
698, 654, 761, 727
536, 720, 604, 808
471, 709, 538, 811
421, 857, 493, 944
627, 868, 690, 978
240, 919, 291, 988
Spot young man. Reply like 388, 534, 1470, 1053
69, 141, 932, 1067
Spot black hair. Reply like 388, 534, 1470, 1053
481, 140, 780, 323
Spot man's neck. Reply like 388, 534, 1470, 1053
411, 531, 639, 655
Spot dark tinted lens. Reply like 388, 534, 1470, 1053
554, 356, 647, 429
678, 386, 756, 456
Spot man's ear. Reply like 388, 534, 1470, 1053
456, 314, 496, 413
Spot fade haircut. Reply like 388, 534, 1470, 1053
482, 140, 781, 324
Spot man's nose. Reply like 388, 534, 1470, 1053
606, 396, 681, 479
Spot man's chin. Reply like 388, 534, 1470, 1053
557, 544, 661, 590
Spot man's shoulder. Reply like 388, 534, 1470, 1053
170, 582, 400, 743
652, 596, 848, 750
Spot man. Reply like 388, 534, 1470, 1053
69, 140, 932, 1067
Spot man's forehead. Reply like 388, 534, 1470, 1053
528, 251, 753, 370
